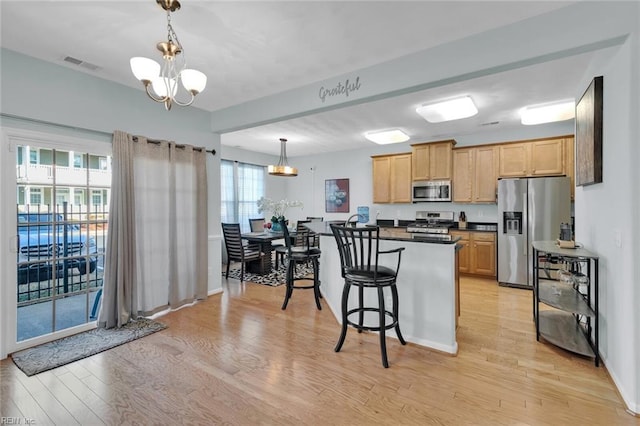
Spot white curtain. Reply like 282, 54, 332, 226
98, 131, 208, 328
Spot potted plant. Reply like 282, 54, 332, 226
257, 197, 303, 231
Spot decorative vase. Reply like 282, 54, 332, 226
270, 221, 282, 232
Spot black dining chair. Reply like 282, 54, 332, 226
330, 223, 406, 368
250, 217, 284, 266
279, 218, 322, 310
306, 216, 324, 222
222, 223, 263, 282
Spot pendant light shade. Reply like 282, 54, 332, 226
268, 138, 298, 177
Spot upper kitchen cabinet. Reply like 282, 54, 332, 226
453, 146, 498, 203
372, 153, 412, 203
411, 140, 456, 181
498, 137, 566, 178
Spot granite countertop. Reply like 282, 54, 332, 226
304, 221, 460, 245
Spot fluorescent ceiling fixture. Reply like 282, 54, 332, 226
416, 96, 478, 123
365, 129, 410, 145
520, 101, 575, 125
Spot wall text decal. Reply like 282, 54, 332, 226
318, 76, 361, 103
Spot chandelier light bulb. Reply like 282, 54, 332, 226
181, 69, 207, 94
130, 57, 160, 82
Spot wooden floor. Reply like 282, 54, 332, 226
1, 275, 638, 425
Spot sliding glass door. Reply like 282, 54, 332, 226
2, 129, 111, 353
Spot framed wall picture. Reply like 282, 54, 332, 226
575, 76, 603, 186
325, 178, 349, 213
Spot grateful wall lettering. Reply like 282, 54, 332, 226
318, 76, 361, 103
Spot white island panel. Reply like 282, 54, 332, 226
318, 234, 458, 355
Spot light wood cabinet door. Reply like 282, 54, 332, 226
372, 156, 391, 203
499, 143, 529, 177
451, 231, 470, 273
471, 232, 496, 277
451, 231, 496, 277
411, 140, 454, 181
429, 142, 453, 180
452, 149, 472, 202
411, 144, 430, 181
390, 154, 412, 203
473, 146, 498, 203
530, 138, 564, 176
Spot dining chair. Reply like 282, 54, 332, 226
251, 217, 285, 267
249, 217, 266, 232
306, 216, 324, 222
222, 223, 263, 282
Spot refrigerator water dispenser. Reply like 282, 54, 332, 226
503, 212, 522, 234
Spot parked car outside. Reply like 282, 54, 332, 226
17, 213, 98, 285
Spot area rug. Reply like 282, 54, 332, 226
11, 318, 166, 376
224, 263, 314, 286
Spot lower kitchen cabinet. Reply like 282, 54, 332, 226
450, 230, 496, 278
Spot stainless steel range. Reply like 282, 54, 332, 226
406, 211, 455, 241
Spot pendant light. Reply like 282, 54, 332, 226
130, 0, 207, 110
268, 138, 298, 177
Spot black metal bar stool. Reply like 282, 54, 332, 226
330, 224, 406, 368
279, 219, 322, 310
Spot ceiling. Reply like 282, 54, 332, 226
1, 1, 593, 157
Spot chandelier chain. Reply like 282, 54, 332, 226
166, 9, 186, 63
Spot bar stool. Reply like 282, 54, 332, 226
330, 224, 406, 368
280, 219, 322, 310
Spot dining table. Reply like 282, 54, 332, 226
241, 230, 294, 275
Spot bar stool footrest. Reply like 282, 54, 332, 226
345, 307, 399, 332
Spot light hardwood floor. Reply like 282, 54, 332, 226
1, 275, 638, 425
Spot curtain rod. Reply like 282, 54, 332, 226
131, 136, 216, 156
1, 113, 216, 156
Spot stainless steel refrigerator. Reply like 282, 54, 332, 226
498, 176, 571, 288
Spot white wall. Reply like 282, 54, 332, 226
574, 34, 640, 412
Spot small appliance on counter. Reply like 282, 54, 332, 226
557, 222, 575, 248
406, 211, 455, 241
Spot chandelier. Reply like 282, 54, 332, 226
268, 138, 298, 177
130, 0, 207, 110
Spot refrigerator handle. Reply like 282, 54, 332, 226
522, 192, 528, 257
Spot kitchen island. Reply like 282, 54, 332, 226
305, 222, 460, 355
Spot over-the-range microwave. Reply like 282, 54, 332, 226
412, 180, 451, 202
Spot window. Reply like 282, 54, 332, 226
29, 188, 42, 205
73, 153, 84, 168
55, 188, 70, 206
29, 149, 38, 165
91, 190, 103, 209
220, 160, 265, 233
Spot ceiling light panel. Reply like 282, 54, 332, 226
365, 129, 410, 145
520, 101, 575, 125
416, 96, 478, 123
